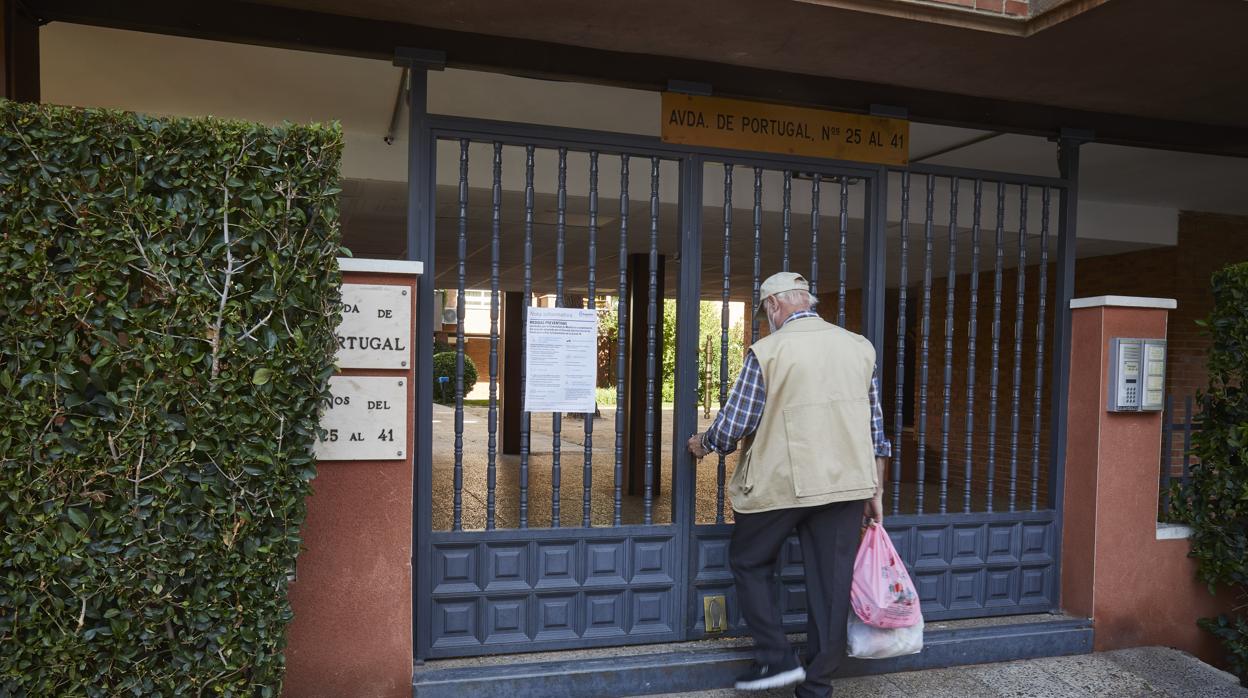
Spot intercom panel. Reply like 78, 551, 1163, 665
1108, 338, 1166, 412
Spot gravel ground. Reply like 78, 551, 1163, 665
431, 403, 741, 530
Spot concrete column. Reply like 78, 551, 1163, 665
2, 0, 40, 102
625, 253, 664, 497
502, 292, 523, 455
1061, 295, 1232, 662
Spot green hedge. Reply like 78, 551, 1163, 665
0, 101, 343, 695
432, 351, 477, 404
1182, 261, 1248, 685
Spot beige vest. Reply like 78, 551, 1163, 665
728, 316, 879, 513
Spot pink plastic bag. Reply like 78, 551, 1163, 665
850, 523, 921, 628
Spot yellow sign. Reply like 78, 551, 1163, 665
661, 93, 909, 166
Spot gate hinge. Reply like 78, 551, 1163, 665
1051, 128, 1095, 144
870, 104, 908, 120
394, 48, 447, 70
667, 80, 712, 96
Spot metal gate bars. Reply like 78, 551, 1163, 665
413, 118, 693, 658
405, 68, 1080, 659
872, 165, 1076, 625
685, 162, 1072, 638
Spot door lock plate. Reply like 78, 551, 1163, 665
703, 594, 728, 633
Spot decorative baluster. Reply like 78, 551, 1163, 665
486, 142, 502, 530
643, 157, 661, 525
751, 167, 763, 343
892, 172, 910, 515
613, 155, 630, 527
552, 147, 567, 527
916, 174, 935, 514
838, 177, 850, 327
519, 145, 535, 529
1030, 187, 1051, 512
964, 180, 982, 513
583, 151, 599, 528
986, 182, 1006, 513
717, 164, 733, 523
939, 177, 959, 514
452, 138, 469, 531
810, 174, 822, 296
1161, 395, 1174, 516
1009, 185, 1029, 513
782, 170, 792, 272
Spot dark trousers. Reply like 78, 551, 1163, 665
730, 500, 863, 698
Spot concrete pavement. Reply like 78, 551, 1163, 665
638, 647, 1247, 698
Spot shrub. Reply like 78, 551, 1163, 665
1181, 261, 1248, 685
0, 101, 343, 695
433, 351, 478, 404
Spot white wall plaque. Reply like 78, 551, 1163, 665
524, 307, 599, 413
336, 283, 412, 369
315, 376, 408, 461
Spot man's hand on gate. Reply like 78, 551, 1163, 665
688, 433, 709, 459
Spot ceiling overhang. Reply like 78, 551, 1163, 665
22, 0, 1248, 157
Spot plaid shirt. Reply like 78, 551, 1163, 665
702, 310, 892, 459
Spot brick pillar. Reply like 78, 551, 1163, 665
285, 259, 419, 698
1061, 295, 1232, 662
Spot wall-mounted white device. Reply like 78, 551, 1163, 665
1107, 338, 1166, 412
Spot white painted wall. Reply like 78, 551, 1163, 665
1077, 202, 1177, 246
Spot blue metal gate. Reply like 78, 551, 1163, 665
404, 68, 1080, 659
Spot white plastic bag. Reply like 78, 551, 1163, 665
846, 613, 924, 659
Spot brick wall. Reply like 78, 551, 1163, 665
1092, 213, 1248, 478
462, 336, 491, 386
814, 289, 865, 333
432, 332, 492, 390
1168, 213, 1248, 401
1071, 213, 1248, 406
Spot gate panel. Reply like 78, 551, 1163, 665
427, 527, 681, 654
409, 106, 1077, 657
688, 158, 876, 638
420, 122, 691, 657
685, 161, 1070, 640
881, 171, 1062, 517
875, 168, 1065, 619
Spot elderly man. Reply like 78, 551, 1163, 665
688, 271, 890, 697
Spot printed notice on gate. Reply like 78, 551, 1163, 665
525, 307, 598, 413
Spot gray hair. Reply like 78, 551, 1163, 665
769, 289, 818, 309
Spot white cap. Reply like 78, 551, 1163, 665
756, 271, 810, 313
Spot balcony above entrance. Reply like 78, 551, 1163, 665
795, 0, 1106, 36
